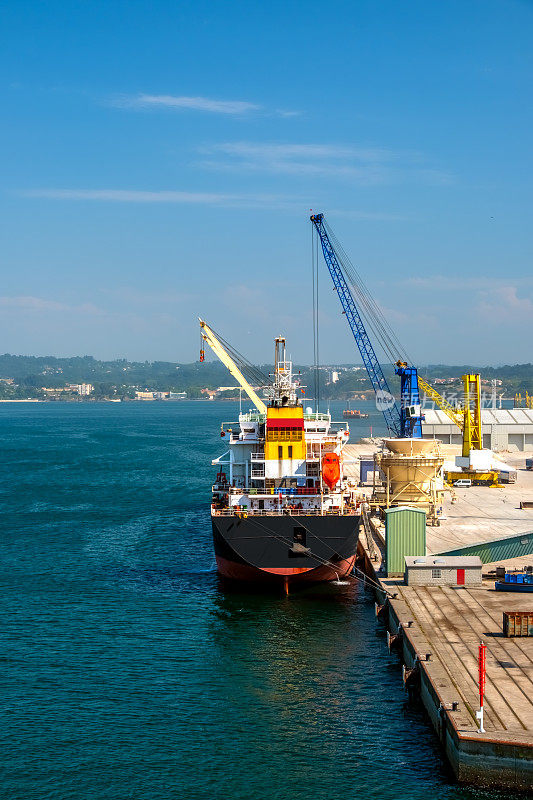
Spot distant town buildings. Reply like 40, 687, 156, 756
135, 390, 188, 401
69, 383, 94, 396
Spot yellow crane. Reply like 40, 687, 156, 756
461, 373, 482, 455
198, 319, 267, 415
419, 371, 498, 484
417, 372, 482, 457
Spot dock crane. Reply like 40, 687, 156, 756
310, 213, 484, 456
310, 213, 422, 438
419, 372, 482, 457
199, 318, 267, 414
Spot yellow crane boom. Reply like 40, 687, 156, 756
417, 375, 464, 430
417, 374, 482, 455
198, 319, 267, 415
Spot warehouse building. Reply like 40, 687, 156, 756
422, 408, 533, 451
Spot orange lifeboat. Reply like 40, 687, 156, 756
322, 453, 340, 489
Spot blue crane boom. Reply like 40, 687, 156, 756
310, 213, 423, 438
310, 212, 402, 437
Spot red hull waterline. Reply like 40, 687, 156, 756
216, 554, 357, 593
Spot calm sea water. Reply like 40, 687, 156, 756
0, 401, 517, 800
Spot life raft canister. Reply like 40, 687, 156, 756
322, 453, 340, 489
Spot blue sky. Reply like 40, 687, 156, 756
1, 0, 532, 365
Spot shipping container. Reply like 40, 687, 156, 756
385, 506, 426, 577
503, 611, 533, 637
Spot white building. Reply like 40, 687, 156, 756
422, 408, 533, 451
69, 383, 94, 396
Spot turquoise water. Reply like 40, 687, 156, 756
0, 401, 516, 800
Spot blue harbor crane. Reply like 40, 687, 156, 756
310, 212, 422, 438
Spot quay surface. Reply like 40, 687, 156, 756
357, 449, 533, 789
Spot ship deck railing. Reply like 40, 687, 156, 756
211, 508, 357, 517
213, 485, 332, 496
236, 411, 332, 424
211, 488, 328, 498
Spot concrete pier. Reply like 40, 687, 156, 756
356, 449, 533, 789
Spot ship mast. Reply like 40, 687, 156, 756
268, 336, 299, 408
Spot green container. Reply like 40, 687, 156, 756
385, 507, 426, 577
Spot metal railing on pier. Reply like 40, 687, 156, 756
361, 503, 379, 560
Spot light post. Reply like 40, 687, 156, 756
476, 642, 486, 733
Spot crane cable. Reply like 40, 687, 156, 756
241, 513, 397, 598
326, 224, 407, 364
325, 220, 405, 361
204, 322, 270, 389
315, 219, 398, 367
322, 219, 413, 367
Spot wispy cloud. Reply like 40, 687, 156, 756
20, 188, 405, 220
205, 142, 392, 162
398, 276, 533, 329
112, 93, 266, 115
23, 188, 239, 203
324, 207, 408, 222
112, 93, 300, 117
275, 109, 301, 118
20, 187, 303, 211
197, 141, 452, 185
0, 295, 102, 314
404, 275, 533, 291
476, 285, 533, 321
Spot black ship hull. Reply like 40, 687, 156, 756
211, 513, 359, 590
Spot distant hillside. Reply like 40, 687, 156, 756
0, 354, 231, 391
0, 353, 531, 401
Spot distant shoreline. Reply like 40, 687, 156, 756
0, 399, 43, 403
0, 398, 240, 403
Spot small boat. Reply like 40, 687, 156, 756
495, 572, 533, 592
342, 402, 369, 419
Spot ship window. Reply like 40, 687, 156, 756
432, 569, 442, 578
288, 446, 293, 458
278, 445, 283, 459
266, 429, 303, 441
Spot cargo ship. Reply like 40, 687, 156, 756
343, 408, 369, 419
343, 401, 368, 419
201, 320, 360, 592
